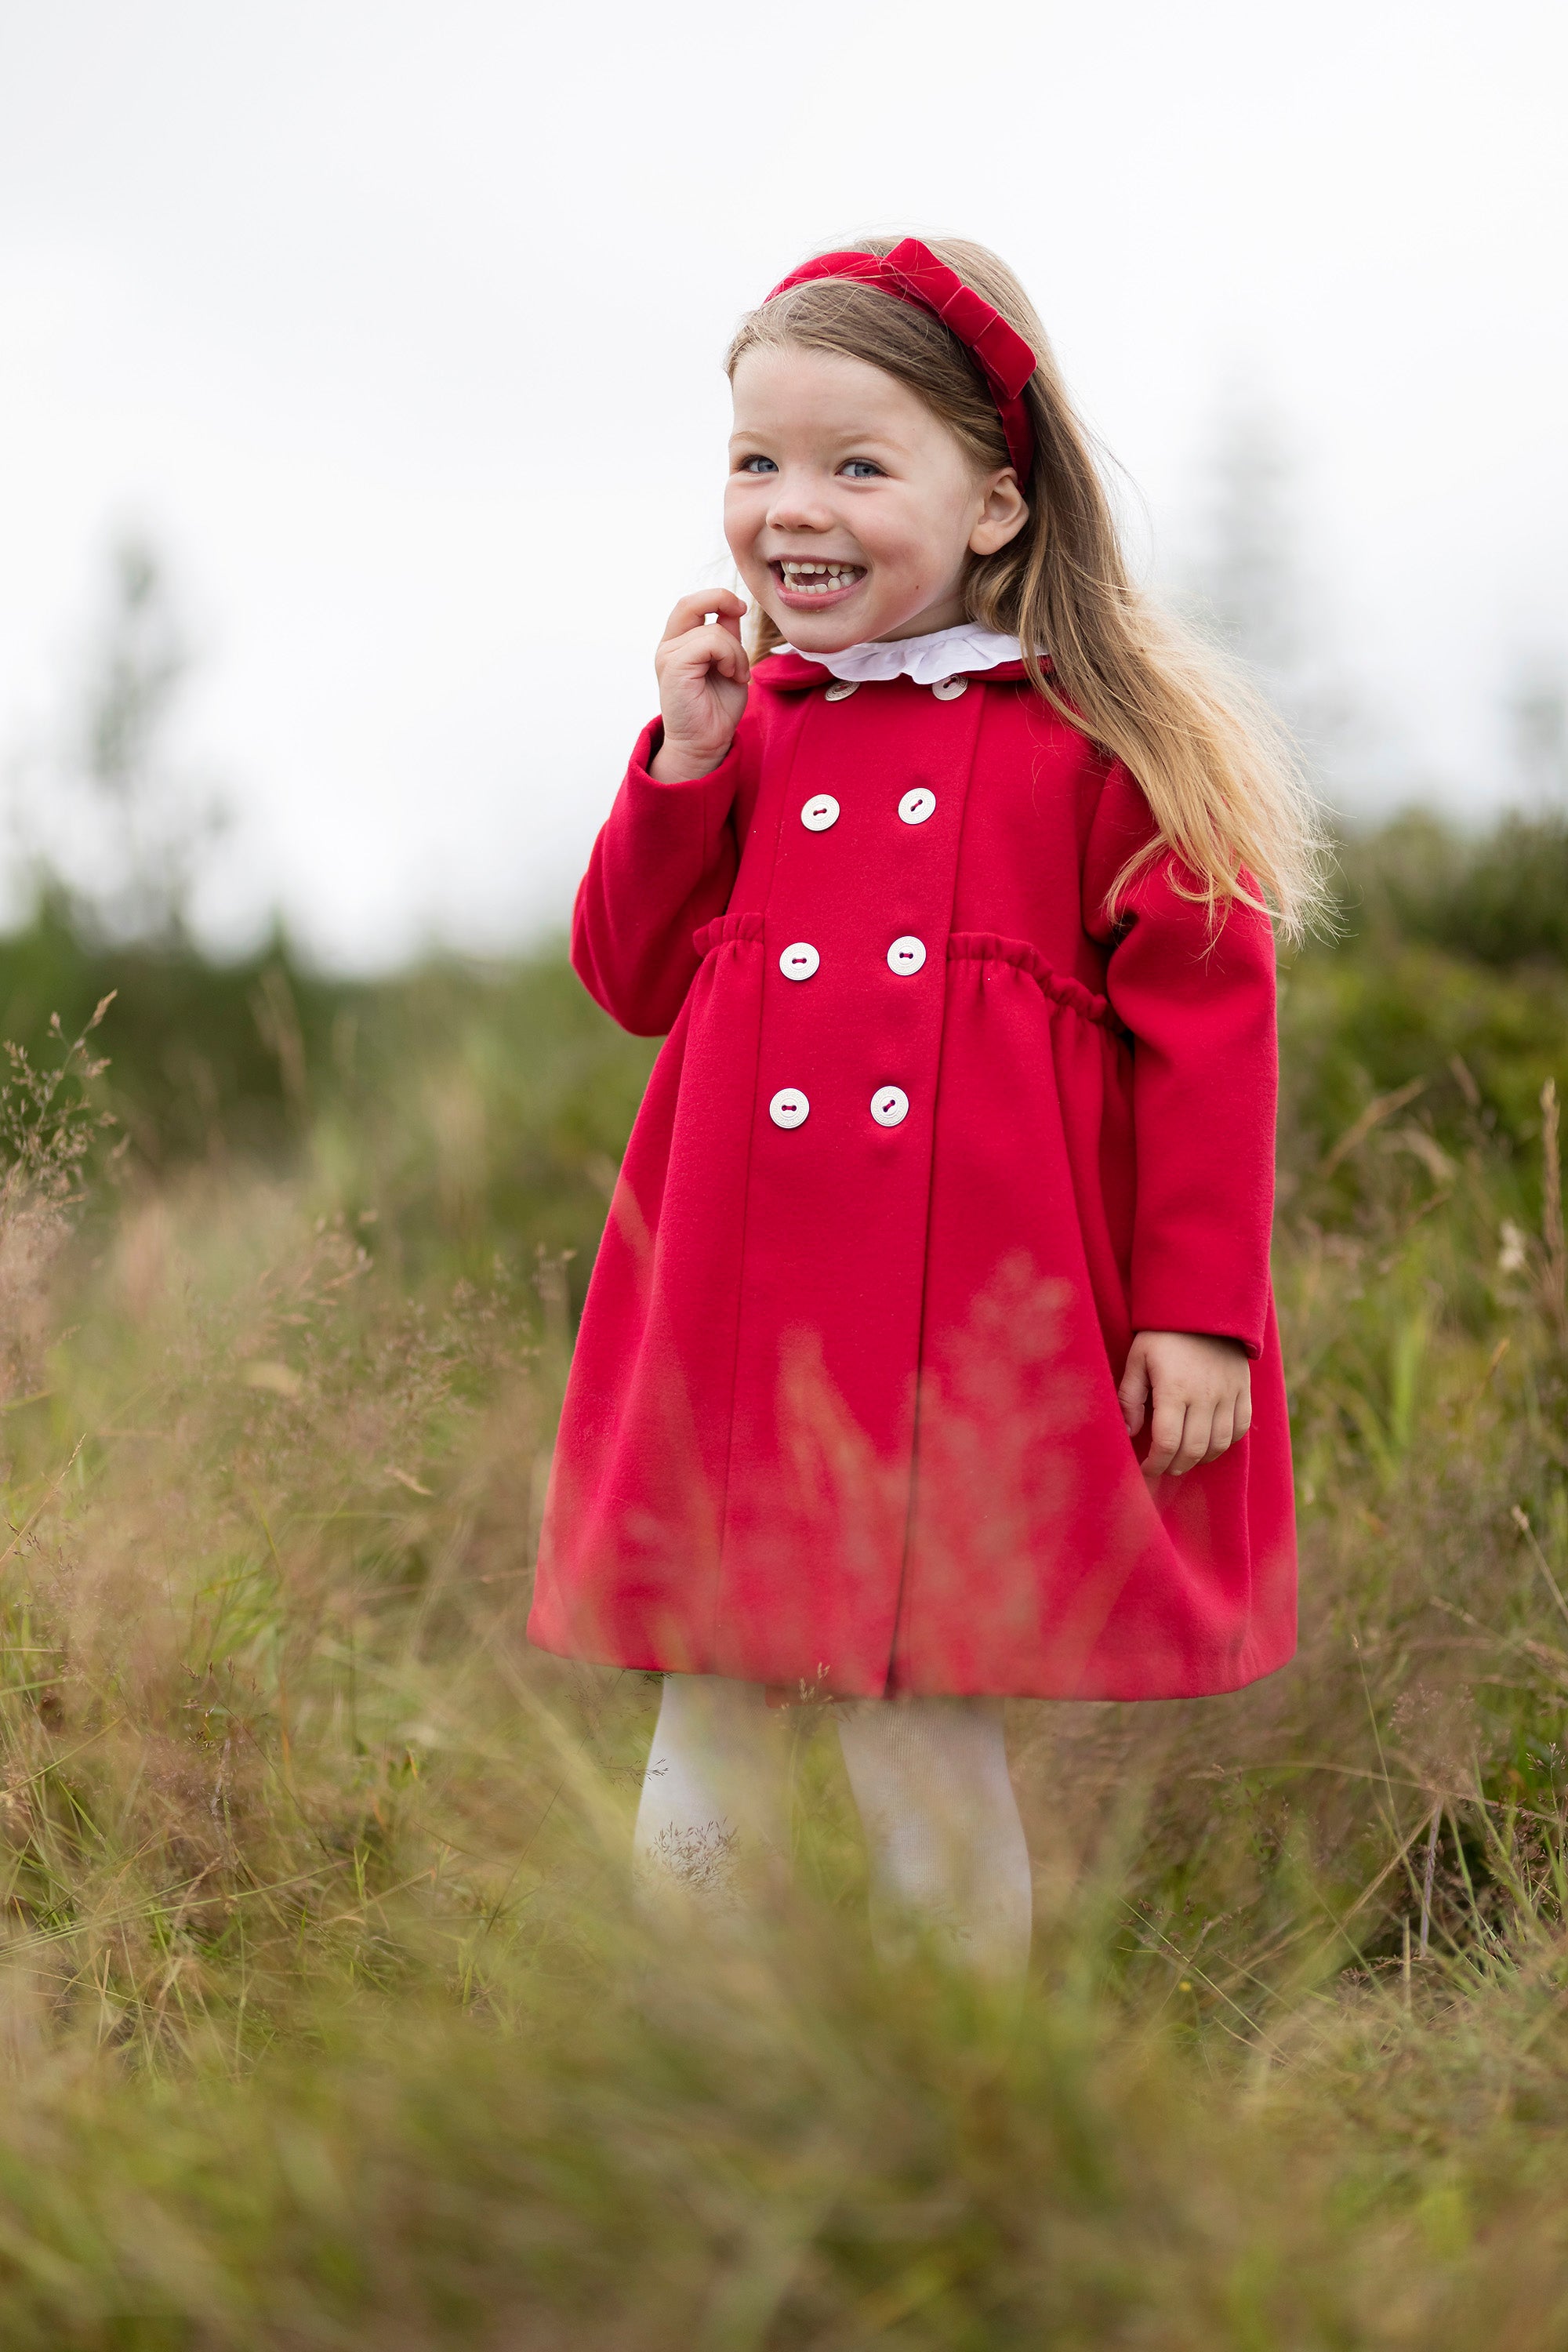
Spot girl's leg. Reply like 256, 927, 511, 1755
633, 1673, 792, 1919
834, 1696, 1033, 1981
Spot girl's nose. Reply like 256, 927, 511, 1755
764, 473, 835, 533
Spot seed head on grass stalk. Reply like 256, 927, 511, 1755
1540, 1076, 1566, 1344
0, 993, 118, 1406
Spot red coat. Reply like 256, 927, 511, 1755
528, 652, 1296, 1700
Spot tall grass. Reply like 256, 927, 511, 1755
2, 828, 1568, 2343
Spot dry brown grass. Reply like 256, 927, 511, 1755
0, 949, 1566, 2345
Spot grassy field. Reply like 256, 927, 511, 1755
4, 816, 1568, 2347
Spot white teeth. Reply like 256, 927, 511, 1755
779, 559, 863, 594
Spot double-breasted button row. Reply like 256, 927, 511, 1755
799, 786, 935, 830
779, 935, 925, 982
771, 680, 951, 1136
768, 1087, 909, 1131
771, 919, 921, 1127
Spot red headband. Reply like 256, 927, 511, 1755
764, 238, 1037, 481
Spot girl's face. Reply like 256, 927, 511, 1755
725, 346, 1028, 650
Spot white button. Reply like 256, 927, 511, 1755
870, 1086, 909, 1127
898, 788, 937, 826
931, 676, 968, 700
801, 794, 840, 832
825, 680, 859, 702
779, 942, 820, 982
768, 1088, 809, 1129
886, 935, 927, 975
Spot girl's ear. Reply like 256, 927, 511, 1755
970, 470, 1030, 557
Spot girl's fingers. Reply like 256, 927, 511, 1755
1116, 1345, 1150, 1436
661, 588, 748, 644
1132, 1333, 1252, 1476
658, 618, 750, 677
654, 613, 751, 777
713, 622, 751, 678
1201, 1402, 1236, 1464
1169, 1403, 1214, 1476
1145, 1388, 1249, 1475
690, 623, 748, 680
1142, 1397, 1189, 1479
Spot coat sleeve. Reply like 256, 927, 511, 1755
571, 715, 749, 1037
1084, 761, 1279, 1357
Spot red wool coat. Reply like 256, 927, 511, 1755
528, 652, 1297, 1700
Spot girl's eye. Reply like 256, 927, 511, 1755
840, 459, 884, 479
737, 455, 778, 474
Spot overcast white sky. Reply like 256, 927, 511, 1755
0, 0, 1564, 966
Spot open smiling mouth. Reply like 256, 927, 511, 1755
771, 559, 866, 603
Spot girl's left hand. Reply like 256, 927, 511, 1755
1117, 1330, 1252, 1479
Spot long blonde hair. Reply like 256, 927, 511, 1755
728, 236, 1330, 939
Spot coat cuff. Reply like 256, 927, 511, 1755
1127, 1276, 1265, 1360
629, 717, 745, 804
608, 718, 747, 909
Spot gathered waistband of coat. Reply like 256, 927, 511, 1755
946, 932, 1126, 1035
691, 915, 1125, 1036
692, 910, 766, 958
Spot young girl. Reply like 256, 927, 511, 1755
528, 236, 1321, 1978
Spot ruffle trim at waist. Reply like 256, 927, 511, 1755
946, 933, 1125, 1035
691, 915, 1125, 1037
692, 910, 765, 956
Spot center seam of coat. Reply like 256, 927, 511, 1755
709, 694, 812, 1653
884, 681, 989, 1694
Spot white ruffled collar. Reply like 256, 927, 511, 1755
778, 620, 1023, 685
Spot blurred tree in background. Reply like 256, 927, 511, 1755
0, 538, 332, 1166
75, 537, 220, 946
0, 539, 652, 1295
1182, 398, 1368, 793
10, 536, 230, 949
1506, 654, 1568, 810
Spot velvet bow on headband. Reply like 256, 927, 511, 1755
765, 238, 1037, 481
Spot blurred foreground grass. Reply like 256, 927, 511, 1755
4, 818, 1568, 2345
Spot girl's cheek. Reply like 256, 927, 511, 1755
720, 506, 757, 568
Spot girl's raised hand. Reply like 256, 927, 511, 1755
648, 589, 751, 782
1117, 1330, 1252, 1480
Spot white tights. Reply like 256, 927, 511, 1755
633, 1673, 1033, 1981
